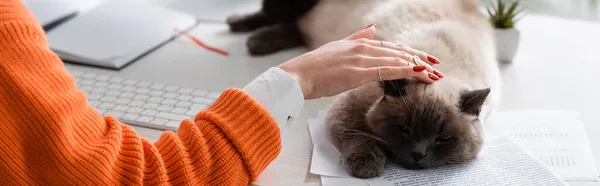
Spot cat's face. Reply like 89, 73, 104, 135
366, 79, 489, 169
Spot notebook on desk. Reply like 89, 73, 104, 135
44, 1, 198, 69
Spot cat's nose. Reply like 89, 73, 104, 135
411, 151, 426, 162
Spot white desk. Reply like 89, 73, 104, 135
63, 5, 600, 185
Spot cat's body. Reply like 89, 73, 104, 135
228, 0, 501, 178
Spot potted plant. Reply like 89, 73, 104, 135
487, 0, 524, 63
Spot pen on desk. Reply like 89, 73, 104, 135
173, 28, 229, 56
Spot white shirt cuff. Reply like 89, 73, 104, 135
242, 67, 305, 129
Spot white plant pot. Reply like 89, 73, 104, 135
495, 28, 520, 63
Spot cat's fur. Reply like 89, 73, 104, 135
228, 0, 501, 178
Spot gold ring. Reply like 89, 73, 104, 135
377, 66, 382, 81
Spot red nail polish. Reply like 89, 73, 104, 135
413, 66, 426, 72
365, 24, 376, 29
433, 70, 444, 78
427, 55, 440, 64
429, 73, 440, 81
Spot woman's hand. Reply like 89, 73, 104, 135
278, 24, 443, 100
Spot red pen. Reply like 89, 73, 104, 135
174, 28, 229, 56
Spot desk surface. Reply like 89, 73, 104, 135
63, 2, 600, 185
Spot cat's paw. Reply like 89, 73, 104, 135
345, 147, 386, 178
246, 33, 279, 56
226, 13, 265, 32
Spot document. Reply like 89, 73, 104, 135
363, 138, 566, 186
485, 110, 600, 181
309, 110, 569, 186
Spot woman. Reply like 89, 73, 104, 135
0, 0, 441, 185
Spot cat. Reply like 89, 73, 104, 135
228, 0, 502, 178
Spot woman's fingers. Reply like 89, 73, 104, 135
355, 38, 441, 66
350, 56, 410, 68
363, 66, 437, 84
349, 51, 441, 76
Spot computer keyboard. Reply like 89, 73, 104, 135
67, 68, 221, 131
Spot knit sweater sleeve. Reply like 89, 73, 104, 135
0, 1, 281, 185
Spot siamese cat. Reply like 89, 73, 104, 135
228, 0, 501, 178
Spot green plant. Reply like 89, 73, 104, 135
486, 0, 524, 29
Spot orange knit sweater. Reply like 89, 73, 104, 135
0, 1, 281, 185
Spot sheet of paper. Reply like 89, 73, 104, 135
363, 138, 566, 186
310, 110, 566, 186
485, 110, 600, 181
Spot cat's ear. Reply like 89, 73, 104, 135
459, 88, 491, 116
379, 79, 408, 97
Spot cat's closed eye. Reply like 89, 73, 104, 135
395, 125, 411, 135
384, 116, 411, 135
435, 134, 454, 144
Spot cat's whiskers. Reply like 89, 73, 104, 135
334, 124, 388, 144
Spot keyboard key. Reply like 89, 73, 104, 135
122, 79, 138, 85
114, 98, 130, 105
105, 90, 121, 97
206, 92, 221, 99
127, 107, 144, 114
113, 105, 129, 112
109, 77, 124, 83
82, 72, 97, 79
70, 70, 83, 77
172, 107, 187, 114
190, 104, 207, 110
136, 116, 154, 123
164, 85, 180, 92
123, 86, 137, 93
191, 97, 214, 104
141, 109, 158, 116
95, 82, 109, 88
157, 105, 174, 112
121, 114, 139, 121
165, 121, 180, 128
119, 92, 135, 99
96, 75, 111, 81
80, 86, 93, 92
177, 95, 193, 101
175, 101, 192, 108
142, 103, 159, 109
98, 103, 115, 109
88, 94, 103, 100
91, 88, 107, 94
100, 96, 117, 102
186, 110, 198, 117
136, 81, 152, 88
149, 90, 164, 96
178, 88, 194, 94
150, 84, 166, 90
163, 92, 179, 99
148, 97, 163, 103
151, 118, 168, 125
96, 108, 107, 115
156, 112, 188, 121
89, 100, 101, 107
192, 90, 208, 96
80, 79, 95, 86
107, 84, 123, 90
134, 88, 150, 94
133, 95, 150, 101
162, 99, 178, 106
129, 101, 144, 107
105, 111, 125, 117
